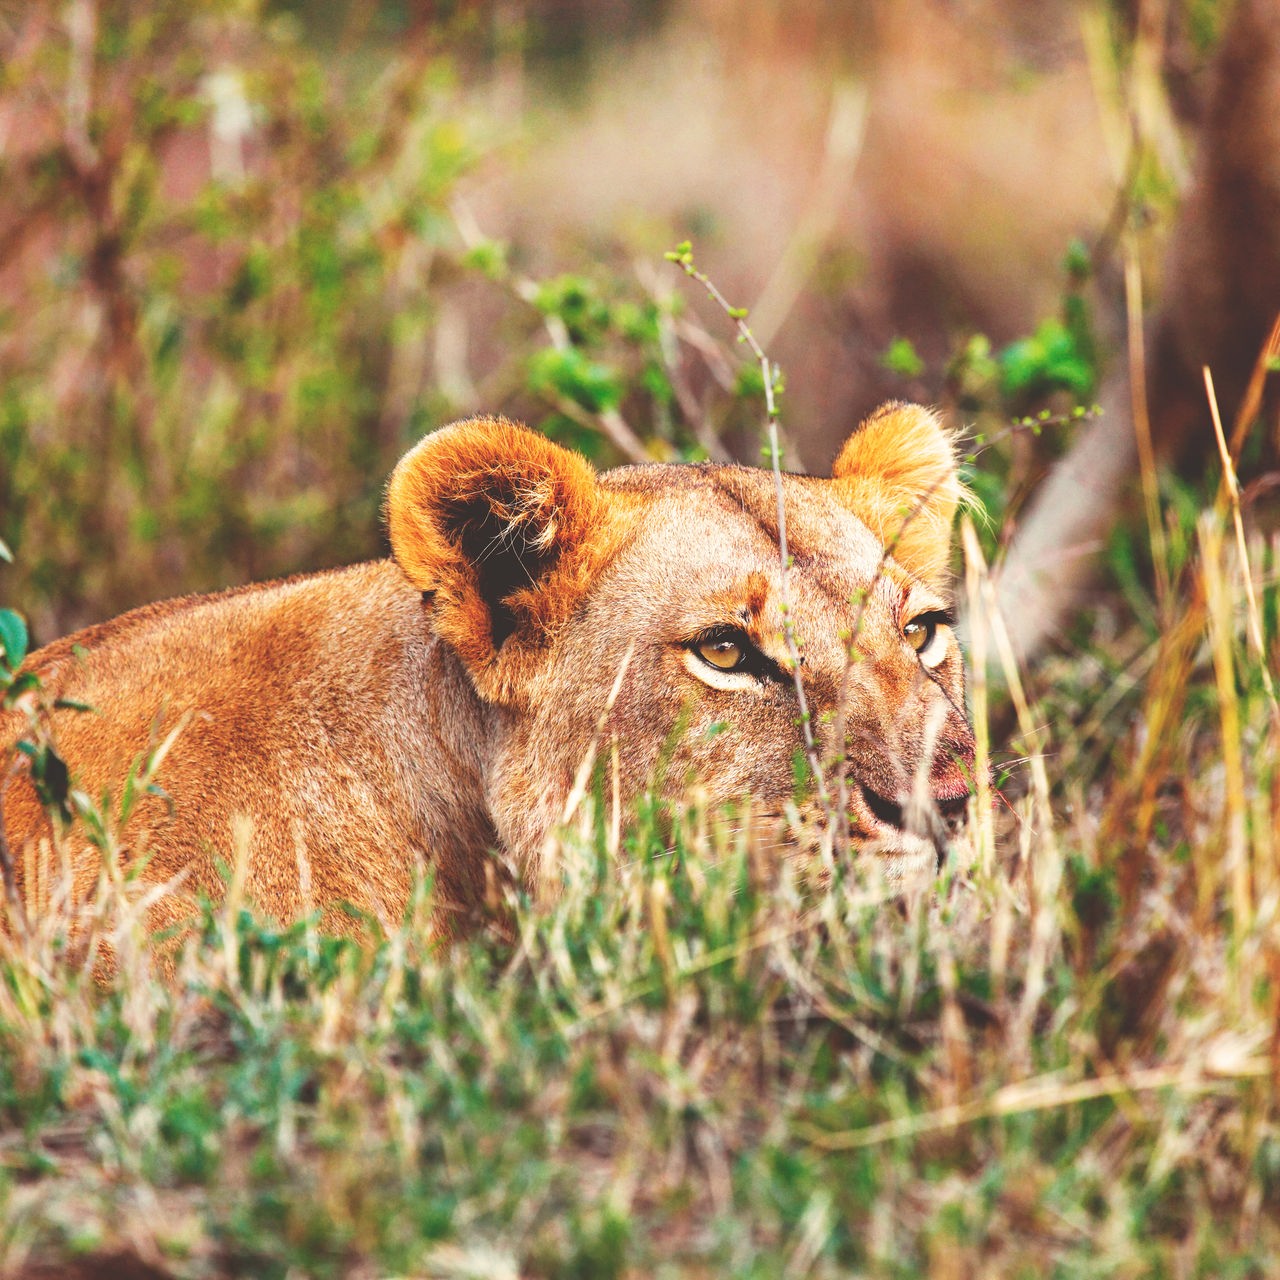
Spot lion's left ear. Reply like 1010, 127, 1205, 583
831, 402, 962, 588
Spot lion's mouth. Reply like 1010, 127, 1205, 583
849, 779, 970, 873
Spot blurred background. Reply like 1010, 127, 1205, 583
0, 0, 1240, 642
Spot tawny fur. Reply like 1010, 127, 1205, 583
2, 405, 975, 940
831, 402, 963, 589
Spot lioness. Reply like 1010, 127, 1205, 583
2, 402, 975, 936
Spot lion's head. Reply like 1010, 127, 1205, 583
387, 401, 976, 882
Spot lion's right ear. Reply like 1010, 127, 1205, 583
387, 417, 621, 705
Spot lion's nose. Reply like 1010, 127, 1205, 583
849, 778, 967, 829
858, 783, 905, 829
857, 775, 971, 834
929, 769, 973, 823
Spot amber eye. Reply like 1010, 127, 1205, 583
903, 617, 935, 653
903, 612, 951, 669
696, 635, 746, 671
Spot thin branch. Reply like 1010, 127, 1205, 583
666, 243, 830, 818
451, 197, 651, 464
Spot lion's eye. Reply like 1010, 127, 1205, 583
903, 612, 951, 670
696, 635, 746, 671
903, 618, 933, 652
684, 627, 787, 689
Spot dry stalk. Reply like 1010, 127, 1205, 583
1200, 515, 1252, 947
1098, 601, 1203, 914
1205, 365, 1278, 711
969, 540, 1061, 1066
1226, 310, 1280, 462
961, 518, 996, 880
539, 641, 636, 901
798, 1054, 1271, 1153
1123, 235, 1171, 614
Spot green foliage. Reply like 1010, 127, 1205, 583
527, 347, 623, 414
0, 4, 707, 638
0, 2, 482, 631
881, 336, 925, 380
998, 317, 1095, 401
0, 610, 27, 673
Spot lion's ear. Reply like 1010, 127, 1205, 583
387, 417, 621, 704
831, 402, 962, 588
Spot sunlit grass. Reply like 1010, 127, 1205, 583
2, 519, 1276, 1276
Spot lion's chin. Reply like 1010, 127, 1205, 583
859, 832, 942, 881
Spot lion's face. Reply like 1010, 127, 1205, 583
388, 403, 976, 880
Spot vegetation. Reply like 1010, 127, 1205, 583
2, 3, 1278, 1277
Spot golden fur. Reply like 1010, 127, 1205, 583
2, 402, 976, 938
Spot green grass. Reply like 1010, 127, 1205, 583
2, 565, 1278, 1278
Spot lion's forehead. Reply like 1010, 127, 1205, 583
604, 462, 887, 567
594, 465, 914, 659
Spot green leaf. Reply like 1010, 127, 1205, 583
1063, 236, 1092, 281
999, 317, 1095, 399
461, 238, 508, 280
527, 347, 622, 414
0, 535, 11, 563
3, 670, 40, 706
881, 336, 925, 379
0, 608, 28, 668
736, 363, 766, 399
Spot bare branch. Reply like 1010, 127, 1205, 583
666, 243, 831, 820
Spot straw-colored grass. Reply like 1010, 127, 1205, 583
1, 496, 1276, 1277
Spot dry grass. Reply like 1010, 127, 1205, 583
1, 495, 1277, 1277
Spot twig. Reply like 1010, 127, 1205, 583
63, 0, 99, 175
451, 197, 651, 464
633, 259, 732, 463
961, 404, 1102, 469
665, 242, 830, 817
1226, 311, 1280, 463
